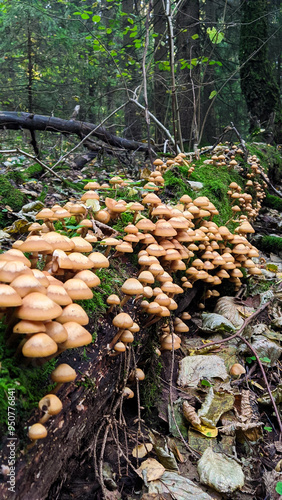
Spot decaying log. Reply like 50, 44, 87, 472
0, 111, 150, 153
0, 306, 149, 500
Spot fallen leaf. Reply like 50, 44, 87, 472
132, 443, 153, 458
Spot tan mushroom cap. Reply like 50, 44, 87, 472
70, 237, 93, 253
135, 218, 156, 231
22, 333, 58, 357
0, 261, 33, 283
46, 284, 73, 305
81, 190, 99, 201
0, 249, 31, 267
28, 423, 47, 441
63, 279, 93, 300
120, 330, 134, 343
19, 236, 53, 254
51, 363, 77, 383
115, 242, 133, 253
68, 252, 94, 270
121, 278, 144, 296
0, 284, 23, 307
107, 294, 121, 306
138, 270, 155, 284
88, 252, 109, 268
73, 270, 101, 288
36, 208, 55, 220
43, 232, 74, 252
45, 321, 68, 343
59, 322, 92, 349
16, 293, 62, 321
112, 312, 133, 330
56, 303, 89, 325
10, 274, 47, 298
38, 394, 63, 416
114, 341, 126, 352
30, 269, 50, 287
13, 320, 46, 334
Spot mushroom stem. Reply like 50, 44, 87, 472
50, 382, 64, 395
39, 412, 51, 424
143, 316, 162, 329
120, 295, 130, 308
108, 329, 124, 350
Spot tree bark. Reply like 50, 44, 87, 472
0, 111, 150, 153
0, 306, 149, 500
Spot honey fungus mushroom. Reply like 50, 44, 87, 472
38, 394, 63, 423
28, 423, 47, 444
51, 363, 77, 393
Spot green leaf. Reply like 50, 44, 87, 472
264, 426, 272, 432
92, 15, 101, 23
207, 27, 224, 44
246, 356, 256, 364
276, 482, 282, 495
209, 90, 217, 99
260, 357, 271, 363
81, 13, 90, 19
191, 34, 199, 40
201, 379, 212, 387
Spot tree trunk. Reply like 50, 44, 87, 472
239, 0, 281, 143
176, 0, 200, 149
122, 0, 142, 141
0, 305, 149, 500
153, 0, 168, 145
0, 111, 150, 153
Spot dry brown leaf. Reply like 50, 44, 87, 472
183, 401, 201, 429
137, 458, 165, 482
132, 443, 153, 459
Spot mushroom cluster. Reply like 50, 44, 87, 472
1, 145, 265, 443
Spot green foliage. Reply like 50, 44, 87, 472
112, 211, 134, 233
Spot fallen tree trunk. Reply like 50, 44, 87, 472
0, 304, 149, 500
0, 111, 150, 153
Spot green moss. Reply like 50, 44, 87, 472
264, 193, 282, 212
24, 164, 44, 178
0, 321, 57, 437
112, 211, 134, 233
76, 266, 126, 316
0, 176, 26, 211
259, 236, 282, 253
164, 161, 244, 228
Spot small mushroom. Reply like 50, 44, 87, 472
38, 394, 63, 423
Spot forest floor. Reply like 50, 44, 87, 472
0, 134, 282, 499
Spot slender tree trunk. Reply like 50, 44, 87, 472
201, 0, 216, 145
27, 17, 33, 113
176, 0, 200, 149
122, 0, 142, 141
153, 0, 168, 145
239, 0, 281, 142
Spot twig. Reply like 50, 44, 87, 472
258, 168, 282, 199
0, 148, 63, 180
51, 102, 129, 170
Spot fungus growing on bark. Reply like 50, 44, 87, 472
38, 394, 63, 423
51, 363, 77, 393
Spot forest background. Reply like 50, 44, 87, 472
0, 0, 281, 155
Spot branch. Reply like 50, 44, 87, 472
258, 168, 282, 199
0, 148, 63, 180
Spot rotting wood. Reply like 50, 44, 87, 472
0, 111, 151, 153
